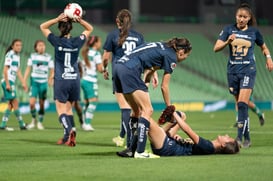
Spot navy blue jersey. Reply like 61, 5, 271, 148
48, 33, 86, 80
151, 136, 215, 156
118, 42, 177, 74
103, 28, 144, 63
217, 24, 264, 74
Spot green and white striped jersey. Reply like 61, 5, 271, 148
82, 48, 102, 83
27, 52, 54, 83
3, 50, 20, 83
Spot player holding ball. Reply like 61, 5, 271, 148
40, 4, 93, 146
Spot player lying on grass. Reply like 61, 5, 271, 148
118, 106, 240, 157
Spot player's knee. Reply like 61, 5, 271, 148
237, 102, 248, 111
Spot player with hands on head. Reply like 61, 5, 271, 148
0, 39, 28, 131
150, 105, 240, 156
115, 37, 192, 158
213, 3, 273, 148
40, 12, 93, 146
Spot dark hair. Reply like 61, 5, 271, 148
215, 140, 240, 154
58, 20, 73, 37
116, 9, 132, 46
5, 39, 22, 54
81, 35, 100, 68
236, 3, 257, 26
34, 40, 45, 52
166, 37, 192, 54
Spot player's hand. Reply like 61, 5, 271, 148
266, 59, 273, 72
227, 34, 236, 44
103, 70, 109, 80
57, 13, 69, 22
152, 74, 158, 89
22, 84, 28, 92
6, 84, 11, 91
48, 77, 54, 86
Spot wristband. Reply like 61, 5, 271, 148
266, 54, 271, 59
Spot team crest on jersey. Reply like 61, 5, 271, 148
80, 35, 85, 40
171, 63, 176, 70
58, 46, 63, 51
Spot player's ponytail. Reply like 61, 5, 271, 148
81, 35, 99, 68
58, 20, 73, 37
116, 9, 132, 46
166, 37, 192, 54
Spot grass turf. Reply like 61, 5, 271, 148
0, 110, 273, 181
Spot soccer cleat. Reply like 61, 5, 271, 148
27, 119, 36, 129
242, 140, 251, 148
158, 105, 175, 125
259, 113, 265, 126
116, 148, 134, 158
65, 130, 76, 147
82, 123, 94, 131
37, 122, 45, 130
0, 126, 14, 131
134, 151, 160, 159
20, 125, 28, 130
57, 138, 65, 145
112, 136, 125, 147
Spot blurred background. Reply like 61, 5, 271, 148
0, 0, 272, 111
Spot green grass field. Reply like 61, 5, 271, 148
0, 110, 273, 181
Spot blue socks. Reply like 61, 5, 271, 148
136, 117, 150, 153
237, 102, 250, 141
59, 114, 72, 141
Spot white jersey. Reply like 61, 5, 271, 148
27, 52, 54, 83
2, 50, 20, 83
82, 48, 102, 83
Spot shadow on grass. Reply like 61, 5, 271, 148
18, 138, 59, 145
18, 139, 116, 148
77, 141, 114, 147
80, 151, 117, 157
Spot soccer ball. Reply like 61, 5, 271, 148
64, 3, 83, 20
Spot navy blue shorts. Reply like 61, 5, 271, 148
227, 72, 256, 96
54, 79, 80, 103
113, 63, 148, 94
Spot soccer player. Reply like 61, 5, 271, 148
0, 39, 28, 131
150, 109, 240, 156
213, 3, 273, 148
115, 37, 192, 158
24, 40, 54, 130
40, 13, 93, 146
118, 106, 239, 157
102, 9, 145, 147
81, 35, 104, 131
